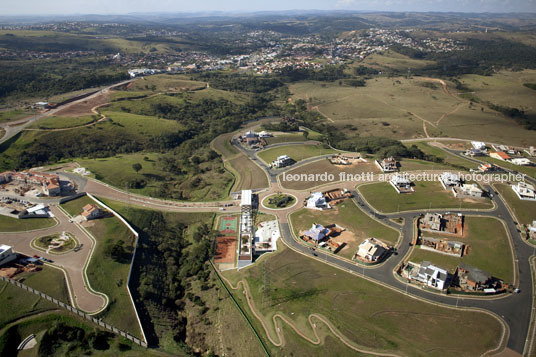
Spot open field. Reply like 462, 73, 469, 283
0, 109, 35, 124
222, 244, 503, 356
54, 90, 110, 117
405, 142, 475, 170
18, 265, 71, 304
359, 181, 493, 213
127, 74, 207, 92
77, 151, 233, 201
0, 281, 58, 329
60, 196, 141, 338
494, 184, 536, 225
263, 129, 323, 145
290, 201, 399, 259
459, 70, 536, 117
410, 217, 514, 282
258, 143, 336, 164
281, 159, 380, 190
27, 115, 97, 130
0, 216, 56, 232
289, 73, 536, 145
228, 155, 269, 191
360, 50, 436, 71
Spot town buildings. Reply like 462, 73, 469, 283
0, 170, 62, 196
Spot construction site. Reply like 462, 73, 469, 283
419, 236, 468, 257
299, 223, 346, 254
420, 213, 464, 236
323, 188, 353, 205
328, 153, 367, 166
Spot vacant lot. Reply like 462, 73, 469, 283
410, 217, 514, 282
127, 74, 207, 92
228, 155, 269, 191
0, 109, 34, 124
18, 265, 70, 303
494, 183, 536, 225
258, 143, 336, 164
281, 159, 380, 190
222, 244, 503, 356
263, 129, 324, 145
54, 91, 110, 117
359, 181, 493, 213
0, 215, 56, 232
60, 196, 141, 338
404, 141, 475, 170
290, 200, 399, 259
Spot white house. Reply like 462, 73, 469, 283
306, 192, 330, 210
512, 182, 536, 201
254, 220, 280, 251
511, 158, 532, 166
271, 155, 294, 169
439, 172, 461, 189
471, 141, 486, 151
452, 184, 483, 198
390, 174, 414, 193
356, 238, 387, 262
258, 131, 273, 138
0, 245, 17, 267
416, 261, 450, 290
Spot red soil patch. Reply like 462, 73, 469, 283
215, 236, 236, 263
54, 91, 110, 117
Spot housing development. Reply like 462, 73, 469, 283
0, 7, 536, 357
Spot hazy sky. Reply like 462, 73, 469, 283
3, 0, 536, 15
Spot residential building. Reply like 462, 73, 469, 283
439, 172, 461, 189
0, 245, 17, 267
355, 238, 387, 262
239, 190, 254, 268
420, 237, 466, 257
271, 155, 294, 168
490, 151, 511, 161
376, 157, 398, 172
306, 192, 330, 210
389, 173, 414, 193
420, 213, 463, 235
471, 141, 486, 151
254, 220, 280, 251
258, 131, 273, 138
465, 148, 485, 157
510, 158, 532, 166
478, 164, 502, 173
81, 204, 104, 220
416, 261, 450, 290
456, 264, 494, 291
303, 224, 331, 242
512, 182, 536, 200
452, 184, 484, 198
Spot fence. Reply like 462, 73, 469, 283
0, 275, 147, 347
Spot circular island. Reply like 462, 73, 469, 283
31, 232, 79, 255
261, 193, 297, 210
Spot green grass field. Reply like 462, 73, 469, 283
128, 74, 206, 92
27, 115, 97, 129
0, 109, 34, 124
60, 196, 141, 338
18, 266, 71, 304
76, 151, 233, 201
494, 183, 536, 225
280, 159, 380, 190
360, 50, 436, 71
404, 141, 475, 170
0, 281, 58, 329
410, 217, 514, 282
263, 129, 324, 145
290, 200, 399, 259
222, 244, 503, 356
0, 215, 56, 232
258, 143, 336, 164
359, 181, 493, 213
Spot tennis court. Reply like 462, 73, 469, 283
219, 216, 238, 234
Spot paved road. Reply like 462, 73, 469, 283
0, 206, 106, 313
0, 79, 134, 145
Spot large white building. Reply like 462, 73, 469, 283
306, 192, 330, 210
439, 172, 461, 189
271, 155, 294, 169
0, 245, 17, 267
471, 141, 486, 151
416, 261, 450, 290
254, 220, 280, 252
512, 182, 536, 201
